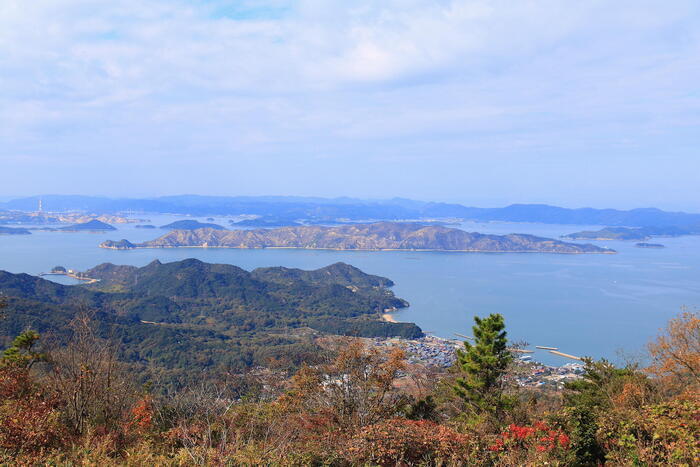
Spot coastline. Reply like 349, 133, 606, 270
100, 244, 616, 254
382, 313, 398, 323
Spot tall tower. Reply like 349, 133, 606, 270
38, 198, 43, 213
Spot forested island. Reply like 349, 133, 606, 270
0, 259, 419, 385
563, 225, 693, 241
58, 219, 117, 231
159, 219, 227, 230
0, 225, 31, 235
101, 222, 613, 254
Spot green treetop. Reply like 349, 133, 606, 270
454, 313, 513, 421
2, 330, 46, 368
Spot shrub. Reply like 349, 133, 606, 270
599, 396, 700, 465
488, 421, 572, 465
0, 366, 68, 458
345, 418, 472, 465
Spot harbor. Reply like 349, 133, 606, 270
38, 266, 100, 284
367, 335, 586, 389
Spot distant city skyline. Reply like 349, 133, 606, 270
2, 1, 700, 211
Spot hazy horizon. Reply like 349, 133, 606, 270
2, 192, 700, 214
3, 1, 700, 211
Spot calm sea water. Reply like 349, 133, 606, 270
1, 215, 699, 365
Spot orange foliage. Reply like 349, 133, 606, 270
0, 367, 68, 456
647, 311, 700, 389
345, 418, 472, 465
124, 396, 154, 434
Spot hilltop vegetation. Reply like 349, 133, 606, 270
101, 222, 614, 254
0, 305, 697, 465
0, 259, 419, 386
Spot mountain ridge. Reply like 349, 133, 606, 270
0, 259, 420, 385
3, 195, 700, 229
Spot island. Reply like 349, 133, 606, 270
0, 226, 31, 235
59, 219, 117, 232
160, 220, 227, 230
635, 243, 665, 249
563, 226, 690, 241
135, 224, 156, 229
230, 216, 302, 227
101, 222, 615, 254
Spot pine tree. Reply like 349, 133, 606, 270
453, 313, 513, 420
1, 330, 45, 368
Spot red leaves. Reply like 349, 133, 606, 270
124, 396, 154, 434
489, 422, 570, 454
0, 366, 68, 456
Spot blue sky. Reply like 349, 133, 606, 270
1, 0, 699, 210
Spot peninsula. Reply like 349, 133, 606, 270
0, 259, 420, 385
100, 222, 614, 254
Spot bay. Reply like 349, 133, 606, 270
1, 215, 699, 365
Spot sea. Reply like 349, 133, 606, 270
1, 215, 699, 366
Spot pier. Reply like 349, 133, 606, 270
548, 350, 582, 361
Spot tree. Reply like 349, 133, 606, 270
647, 310, 700, 390
563, 358, 655, 465
282, 339, 409, 431
1, 330, 45, 368
453, 313, 513, 422
49, 313, 134, 434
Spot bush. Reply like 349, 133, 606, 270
488, 421, 573, 465
598, 396, 700, 465
0, 366, 68, 458
345, 418, 472, 465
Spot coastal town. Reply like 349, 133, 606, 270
367, 335, 585, 389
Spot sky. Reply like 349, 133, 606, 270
1, 0, 700, 210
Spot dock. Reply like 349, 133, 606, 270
549, 350, 582, 361
454, 333, 474, 340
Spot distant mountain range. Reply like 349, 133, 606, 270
3, 195, 700, 230
0, 259, 420, 385
101, 222, 613, 254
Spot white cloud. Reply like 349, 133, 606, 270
1, 0, 699, 206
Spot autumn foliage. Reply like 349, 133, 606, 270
345, 418, 472, 465
0, 311, 698, 465
647, 310, 700, 390
488, 422, 572, 465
